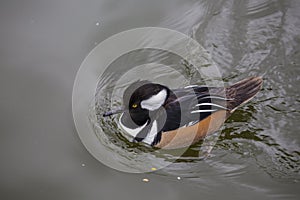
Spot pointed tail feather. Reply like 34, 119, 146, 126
226, 76, 263, 112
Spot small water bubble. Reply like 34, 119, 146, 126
142, 178, 149, 182
177, 176, 181, 180
95, 22, 100, 26
81, 163, 86, 167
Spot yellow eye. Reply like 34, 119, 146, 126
132, 104, 138, 108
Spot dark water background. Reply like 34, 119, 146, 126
1, 0, 299, 199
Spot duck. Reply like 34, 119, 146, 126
103, 76, 263, 149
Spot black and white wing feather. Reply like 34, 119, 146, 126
163, 86, 231, 131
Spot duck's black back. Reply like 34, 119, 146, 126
151, 86, 228, 145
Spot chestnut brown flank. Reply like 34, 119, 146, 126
155, 110, 228, 149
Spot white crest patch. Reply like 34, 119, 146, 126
143, 120, 158, 145
118, 113, 148, 138
141, 89, 167, 111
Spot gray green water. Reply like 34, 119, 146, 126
1, 0, 299, 199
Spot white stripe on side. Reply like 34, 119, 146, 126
187, 121, 198, 126
184, 85, 199, 89
118, 113, 148, 138
143, 120, 158, 145
191, 109, 216, 114
195, 102, 228, 110
200, 96, 234, 101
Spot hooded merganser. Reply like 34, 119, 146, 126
103, 76, 263, 149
